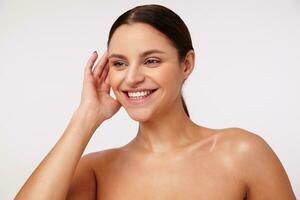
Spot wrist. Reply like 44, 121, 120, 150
71, 108, 104, 136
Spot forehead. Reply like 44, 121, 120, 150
108, 23, 176, 55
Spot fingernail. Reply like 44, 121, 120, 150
93, 50, 97, 54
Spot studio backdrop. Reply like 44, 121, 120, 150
0, 0, 299, 199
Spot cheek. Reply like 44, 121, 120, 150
108, 71, 121, 100
108, 70, 120, 87
156, 65, 183, 91
108, 70, 128, 100
108, 71, 120, 95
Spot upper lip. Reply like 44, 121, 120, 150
122, 88, 158, 93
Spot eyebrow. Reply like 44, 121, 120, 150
108, 49, 165, 59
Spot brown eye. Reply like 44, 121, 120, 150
113, 61, 127, 68
145, 59, 160, 65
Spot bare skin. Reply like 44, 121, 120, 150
15, 22, 296, 200
74, 126, 296, 200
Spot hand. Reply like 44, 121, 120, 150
77, 50, 121, 126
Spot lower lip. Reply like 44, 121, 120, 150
124, 89, 158, 105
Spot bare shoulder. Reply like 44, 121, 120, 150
199, 127, 266, 156
218, 127, 286, 166
216, 127, 296, 200
83, 147, 123, 169
215, 127, 269, 154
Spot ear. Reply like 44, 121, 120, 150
181, 50, 195, 81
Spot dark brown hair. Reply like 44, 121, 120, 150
107, 4, 193, 117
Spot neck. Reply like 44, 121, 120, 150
132, 96, 201, 153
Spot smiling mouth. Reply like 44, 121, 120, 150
122, 88, 158, 100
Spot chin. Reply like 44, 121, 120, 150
126, 109, 154, 122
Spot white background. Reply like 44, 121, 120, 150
0, 0, 299, 199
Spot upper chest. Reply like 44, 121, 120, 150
93, 139, 247, 200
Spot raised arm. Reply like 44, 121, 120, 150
15, 50, 121, 200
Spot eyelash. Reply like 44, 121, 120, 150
112, 59, 160, 68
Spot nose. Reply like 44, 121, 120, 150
125, 65, 145, 87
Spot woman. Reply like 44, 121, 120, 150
15, 4, 296, 200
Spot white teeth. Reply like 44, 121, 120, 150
128, 90, 152, 98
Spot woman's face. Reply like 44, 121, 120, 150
107, 23, 191, 122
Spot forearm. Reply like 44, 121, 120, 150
15, 109, 102, 200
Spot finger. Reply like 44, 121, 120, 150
84, 51, 98, 77
104, 66, 110, 85
99, 62, 109, 82
99, 63, 110, 92
104, 73, 111, 94
93, 53, 108, 80
99, 64, 109, 86
93, 51, 109, 79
